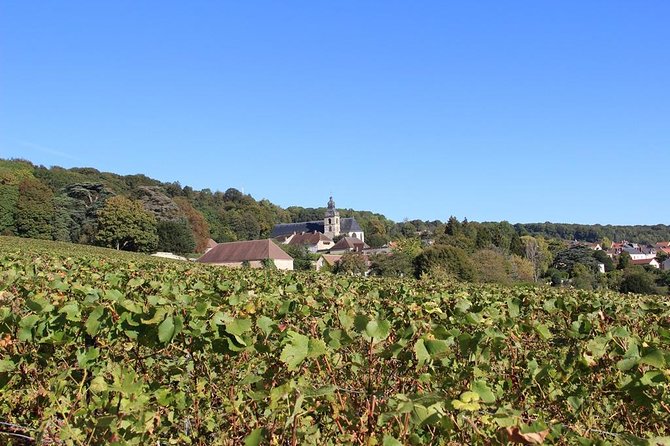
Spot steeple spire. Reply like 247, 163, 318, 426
324, 195, 340, 238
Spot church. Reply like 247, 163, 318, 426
271, 197, 365, 242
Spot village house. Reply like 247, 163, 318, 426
570, 241, 602, 250
611, 243, 657, 261
655, 241, 670, 256
284, 231, 334, 253
204, 238, 218, 253
329, 236, 370, 254
197, 239, 294, 270
315, 254, 343, 271
631, 258, 661, 269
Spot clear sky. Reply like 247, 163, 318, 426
1, 1, 668, 225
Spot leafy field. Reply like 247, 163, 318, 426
0, 236, 669, 445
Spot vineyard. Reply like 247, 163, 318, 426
0, 236, 669, 445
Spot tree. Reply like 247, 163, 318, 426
571, 263, 596, 290
509, 233, 525, 257
156, 220, 196, 254
261, 258, 276, 269
508, 255, 535, 283
546, 267, 568, 286
620, 269, 657, 294
134, 186, 183, 221
61, 183, 114, 244
400, 221, 417, 238
472, 249, 510, 284
52, 195, 77, 242
366, 219, 390, 248
521, 235, 552, 282
280, 244, 314, 271
552, 246, 599, 276
369, 252, 414, 277
96, 196, 158, 252
593, 250, 614, 272
617, 252, 632, 270
601, 237, 613, 249
415, 245, 476, 281
475, 226, 493, 249
174, 197, 210, 252
334, 253, 368, 276
437, 233, 476, 251
445, 216, 462, 236
15, 177, 54, 239
0, 184, 18, 234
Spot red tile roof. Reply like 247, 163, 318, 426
197, 239, 292, 263
320, 254, 343, 266
331, 237, 369, 251
288, 232, 332, 246
631, 258, 658, 266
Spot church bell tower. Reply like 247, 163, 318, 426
324, 196, 340, 239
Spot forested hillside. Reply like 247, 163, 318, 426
0, 159, 395, 253
2, 158, 669, 255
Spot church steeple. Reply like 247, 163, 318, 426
324, 196, 340, 238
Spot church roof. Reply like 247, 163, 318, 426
340, 218, 362, 233
271, 221, 324, 238
271, 218, 362, 238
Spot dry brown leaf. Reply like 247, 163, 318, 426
502, 426, 549, 444
0, 334, 13, 349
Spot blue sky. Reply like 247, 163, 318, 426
1, 1, 668, 224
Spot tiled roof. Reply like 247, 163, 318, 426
197, 239, 292, 263
631, 258, 657, 266
206, 238, 218, 249
288, 232, 332, 246
320, 254, 343, 266
331, 237, 369, 251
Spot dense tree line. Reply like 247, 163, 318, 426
1, 160, 202, 253
366, 218, 544, 285
514, 222, 670, 245
0, 159, 397, 252
1, 158, 668, 282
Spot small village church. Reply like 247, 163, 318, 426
271, 197, 365, 242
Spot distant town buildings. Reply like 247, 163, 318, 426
196, 198, 385, 271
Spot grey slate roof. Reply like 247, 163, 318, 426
340, 218, 362, 233
271, 221, 324, 238
271, 218, 362, 238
